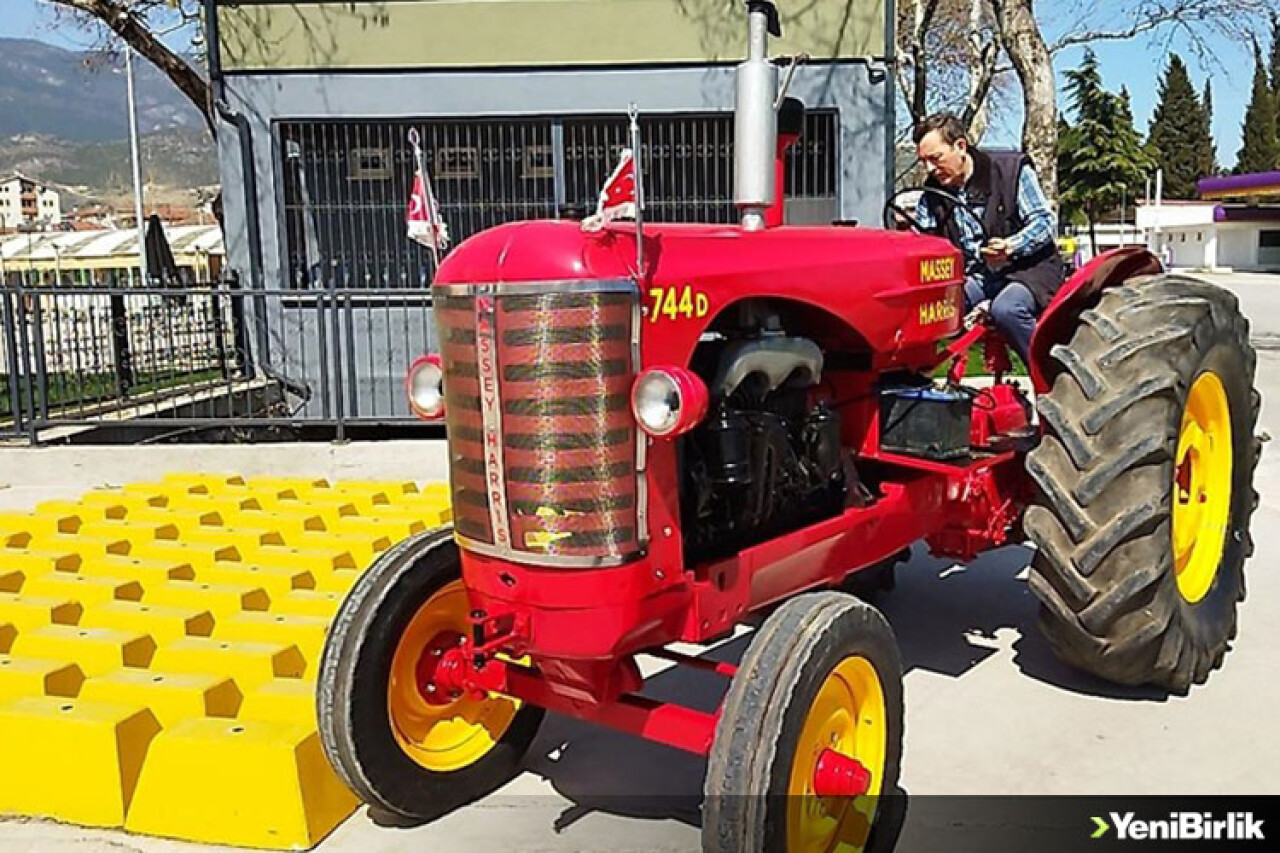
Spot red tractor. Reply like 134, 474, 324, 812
317, 3, 1259, 849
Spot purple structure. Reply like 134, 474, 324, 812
1198, 172, 1280, 200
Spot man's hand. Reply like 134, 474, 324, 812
981, 238, 1012, 267
964, 300, 991, 330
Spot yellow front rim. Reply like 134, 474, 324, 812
387, 580, 520, 772
787, 656, 887, 853
1172, 372, 1234, 604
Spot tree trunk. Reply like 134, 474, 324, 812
1088, 214, 1098, 262
990, 0, 1057, 203
46, 0, 214, 137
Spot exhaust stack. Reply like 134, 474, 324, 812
734, 1, 781, 231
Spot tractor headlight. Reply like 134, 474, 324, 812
406, 354, 446, 420
631, 367, 708, 438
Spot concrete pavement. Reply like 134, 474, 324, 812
2, 297, 1279, 852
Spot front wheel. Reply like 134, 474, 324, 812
703, 591, 904, 853
1025, 275, 1259, 692
316, 528, 544, 821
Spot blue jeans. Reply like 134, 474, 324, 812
964, 274, 1038, 363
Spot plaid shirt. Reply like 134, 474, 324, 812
914, 162, 1057, 277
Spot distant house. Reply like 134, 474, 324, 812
0, 173, 62, 233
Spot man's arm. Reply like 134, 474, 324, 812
1004, 164, 1057, 258
912, 193, 937, 231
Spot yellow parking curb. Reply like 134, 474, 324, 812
0, 473, 454, 849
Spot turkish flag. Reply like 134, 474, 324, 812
582, 149, 638, 231
407, 170, 449, 251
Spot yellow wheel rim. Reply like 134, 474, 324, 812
787, 656, 887, 853
1172, 372, 1233, 605
387, 580, 520, 772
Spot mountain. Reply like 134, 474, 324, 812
0, 37, 206, 142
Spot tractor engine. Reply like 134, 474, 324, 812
681, 323, 848, 561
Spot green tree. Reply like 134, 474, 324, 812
1058, 51, 1154, 253
1236, 41, 1280, 174
1148, 55, 1216, 199
1201, 79, 1219, 177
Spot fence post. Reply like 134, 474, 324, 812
327, 276, 345, 442
29, 289, 49, 444
109, 289, 135, 397
1, 285, 23, 436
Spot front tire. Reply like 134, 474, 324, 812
316, 528, 544, 821
703, 592, 904, 853
1025, 275, 1259, 692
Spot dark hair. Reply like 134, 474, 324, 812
913, 113, 969, 145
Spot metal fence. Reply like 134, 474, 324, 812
1, 272, 437, 443
276, 111, 839, 288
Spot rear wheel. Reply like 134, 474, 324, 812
317, 528, 544, 820
1025, 275, 1259, 692
703, 592, 904, 853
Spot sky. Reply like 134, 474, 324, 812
0, 0, 1259, 166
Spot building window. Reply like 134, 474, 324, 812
276, 111, 838, 288
1180, 233, 1186, 243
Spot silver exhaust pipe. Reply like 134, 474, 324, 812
734, 1, 781, 231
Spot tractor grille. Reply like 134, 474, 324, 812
435, 282, 642, 566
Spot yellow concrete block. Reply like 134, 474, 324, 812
262, 500, 359, 530
24, 573, 144, 605
332, 479, 420, 497
227, 511, 329, 539
165, 493, 264, 514
367, 504, 452, 528
80, 669, 242, 726
125, 718, 357, 848
133, 541, 242, 570
0, 549, 83, 574
79, 556, 197, 587
80, 601, 215, 643
327, 515, 425, 542
143, 580, 269, 617
214, 613, 330, 665
0, 696, 161, 827
34, 499, 115, 521
159, 473, 249, 495
80, 519, 181, 544
0, 655, 84, 699
127, 506, 225, 533
182, 526, 285, 551
0, 569, 23, 593
310, 569, 362, 595
249, 545, 357, 573
29, 533, 132, 559
151, 638, 306, 687
0, 511, 81, 537
238, 679, 317, 726
81, 491, 165, 513
290, 532, 390, 567
244, 477, 331, 497
0, 593, 82, 630
10, 625, 156, 676
270, 590, 344, 619
199, 564, 314, 598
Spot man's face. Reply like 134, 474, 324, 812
917, 130, 969, 189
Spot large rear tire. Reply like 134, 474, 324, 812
1025, 275, 1259, 692
317, 528, 545, 821
703, 591, 904, 853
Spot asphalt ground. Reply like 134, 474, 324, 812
2, 272, 1278, 852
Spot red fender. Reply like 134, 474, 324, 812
1027, 247, 1164, 394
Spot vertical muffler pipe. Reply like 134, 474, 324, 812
735, 1, 781, 231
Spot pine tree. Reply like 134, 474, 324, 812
1236, 42, 1280, 174
1148, 55, 1215, 199
1271, 14, 1280, 143
1059, 51, 1154, 252
1201, 79, 1218, 177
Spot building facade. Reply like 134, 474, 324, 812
0, 174, 62, 233
205, 0, 896, 420
1135, 201, 1280, 272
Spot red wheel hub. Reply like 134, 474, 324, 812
812, 748, 872, 798
413, 630, 468, 705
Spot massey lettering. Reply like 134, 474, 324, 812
918, 298, 958, 326
1106, 811, 1265, 842
920, 256, 957, 283
474, 295, 510, 548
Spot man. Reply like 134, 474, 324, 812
911, 113, 1065, 362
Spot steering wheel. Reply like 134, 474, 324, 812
883, 186, 989, 244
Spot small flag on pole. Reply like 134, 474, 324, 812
406, 129, 450, 258
581, 148, 638, 232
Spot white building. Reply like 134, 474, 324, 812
1133, 201, 1280, 272
0, 173, 62, 232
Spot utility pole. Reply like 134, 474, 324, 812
125, 46, 148, 286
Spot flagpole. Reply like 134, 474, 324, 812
408, 128, 440, 272
628, 104, 645, 277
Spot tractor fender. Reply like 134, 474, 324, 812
1027, 247, 1163, 394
